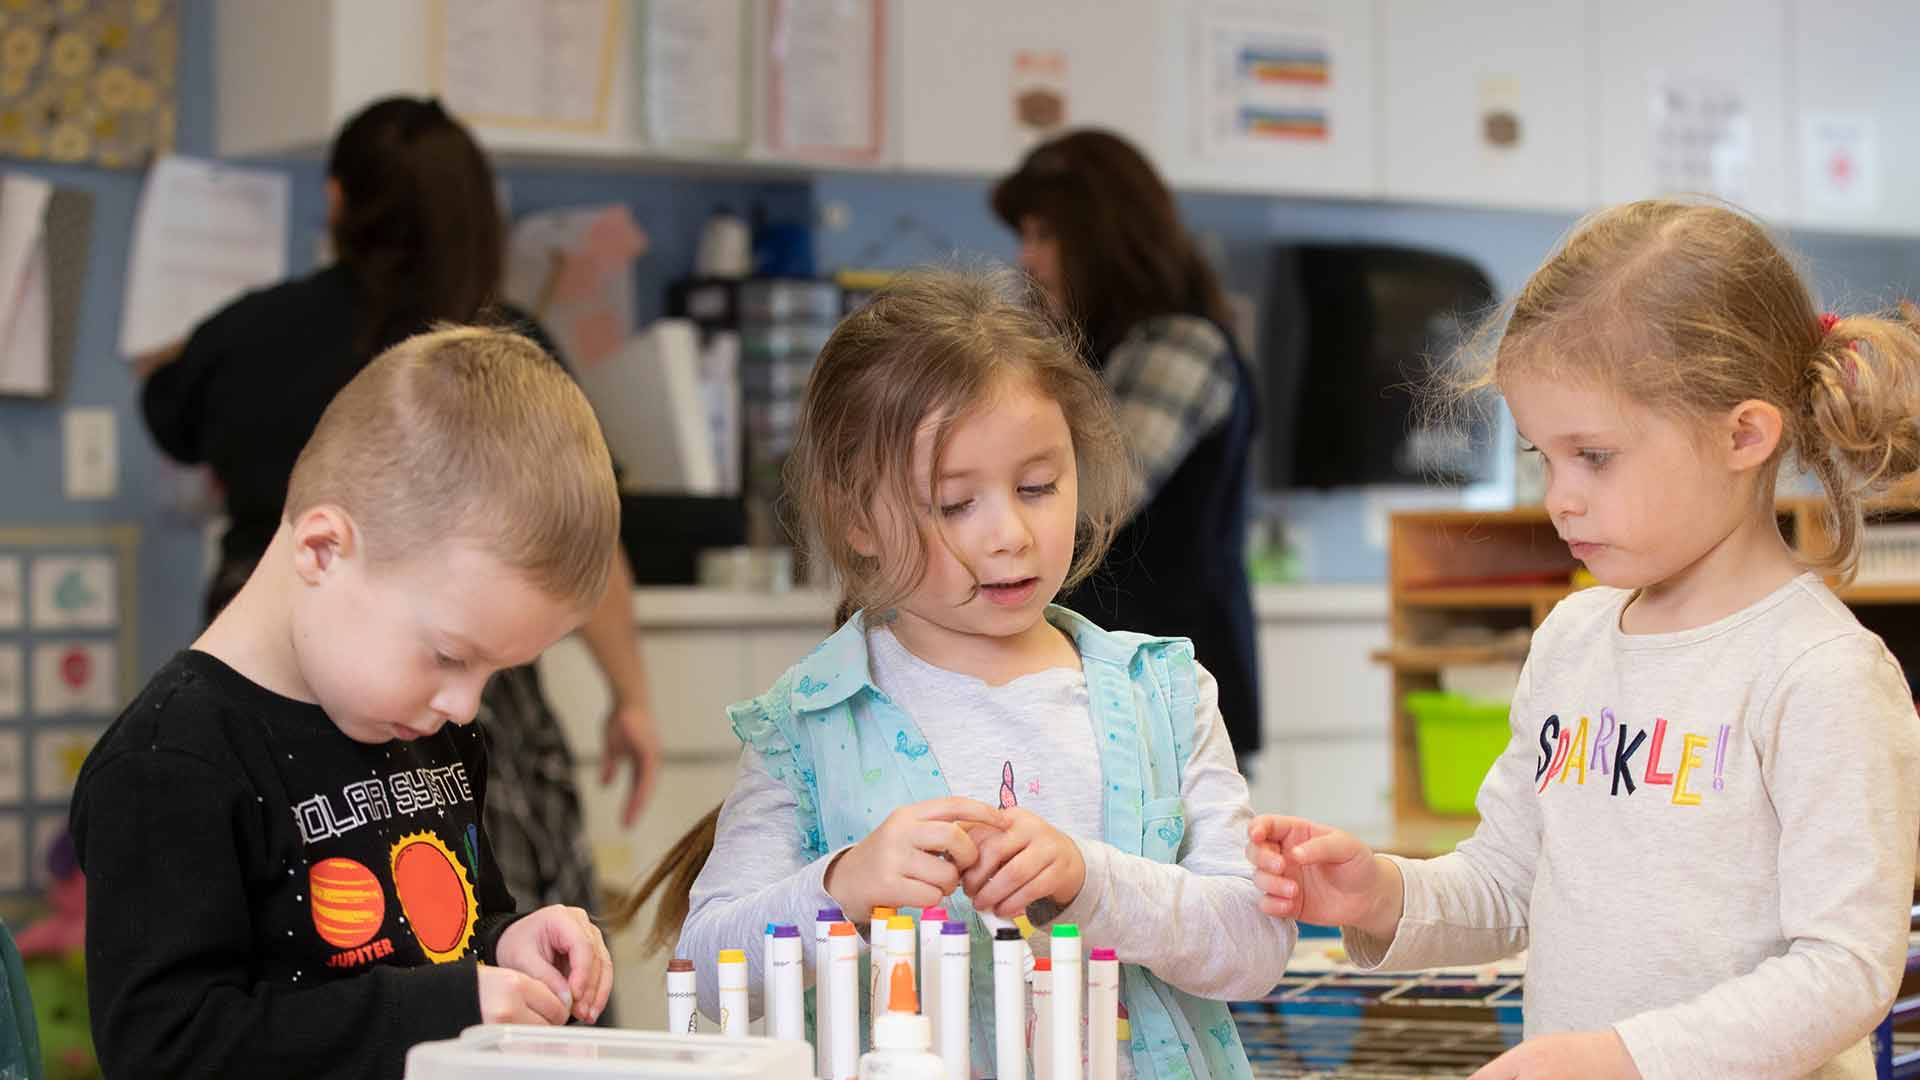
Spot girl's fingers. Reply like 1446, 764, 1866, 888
979, 843, 1051, 916
900, 849, 962, 895
909, 797, 1007, 829
913, 820, 981, 869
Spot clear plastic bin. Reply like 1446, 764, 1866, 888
403, 1026, 814, 1079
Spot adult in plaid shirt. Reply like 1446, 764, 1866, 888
993, 129, 1264, 763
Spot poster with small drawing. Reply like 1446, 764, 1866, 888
0, 814, 22, 892
30, 554, 116, 630
0, 644, 20, 719
30, 814, 64, 888
32, 641, 116, 715
0, 556, 20, 629
32, 726, 96, 803
0, 731, 22, 803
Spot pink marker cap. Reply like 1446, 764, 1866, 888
924, 907, 949, 920
1090, 948, 1117, 961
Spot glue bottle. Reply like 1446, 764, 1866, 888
857, 957, 945, 1079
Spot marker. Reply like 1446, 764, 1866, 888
816, 907, 842, 1078
1088, 948, 1118, 1080
1032, 958, 1053, 1080
769, 924, 805, 1044
1052, 925, 1082, 1080
665, 957, 696, 1035
718, 948, 748, 1037
870, 907, 897, 1042
886, 915, 918, 1009
939, 922, 969, 1080
828, 922, 860, 1080
993, 926, 1025, 1080
919, 906, 948, 1031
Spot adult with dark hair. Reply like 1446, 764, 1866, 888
992, 128, 1263, 760
137, 97, 661, 950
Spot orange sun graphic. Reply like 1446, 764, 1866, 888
389, 831, 478, 963
309, 857, 385, 948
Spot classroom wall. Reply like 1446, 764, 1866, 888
3, 0, 1918, 678
811, 172, 1920, 581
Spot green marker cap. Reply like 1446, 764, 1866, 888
1051, 923, 1079, 938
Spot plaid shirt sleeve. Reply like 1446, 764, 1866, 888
1101, 315, 1237, 508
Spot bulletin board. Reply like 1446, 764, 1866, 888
0, 524, 138, 900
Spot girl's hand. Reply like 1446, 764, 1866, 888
494, 904, 614, 1024
825, 797, 1006, 921
1246, 814, 1401, 939
958, 807, 1086, 919
477, 963, 570, 1025
1467, 1030, 1642, 1080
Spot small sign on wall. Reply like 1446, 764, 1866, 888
29, 554, 116, 630
32, 641, 117, 716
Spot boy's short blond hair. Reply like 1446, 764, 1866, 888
286, 326, 619, 610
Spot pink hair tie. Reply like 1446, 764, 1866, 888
1818, 312, 1841, 335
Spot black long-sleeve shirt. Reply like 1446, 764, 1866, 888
71, 651, 522, 1078
140, 266, 568, 576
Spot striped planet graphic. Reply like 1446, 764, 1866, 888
309, 857, 385, 948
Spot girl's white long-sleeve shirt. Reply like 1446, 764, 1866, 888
1345, 574, 1920, 1080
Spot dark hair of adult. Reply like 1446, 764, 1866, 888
991, 128, 1229, 358
326, 97, 503, 354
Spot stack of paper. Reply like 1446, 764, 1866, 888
573, 319, 722, 495
0, 173, 52, 397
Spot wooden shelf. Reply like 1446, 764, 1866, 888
1399, 585, 1571, 609
1372, 644, 1530, 671
1834, 582, 1920, 605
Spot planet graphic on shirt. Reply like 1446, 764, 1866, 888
309, 857, 385, 948
389, 831, 478, 963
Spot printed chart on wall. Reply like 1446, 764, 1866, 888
430, 0, 620, 134
1193, 4, 1336, 161
636, 0, 751, 154
766, 0, 884, 162
0, 526, 137, 899
1649, 75, 1751, 204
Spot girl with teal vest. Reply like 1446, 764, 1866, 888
637, 267, 1294, 1078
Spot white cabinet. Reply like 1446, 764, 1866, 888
1589, 0, 1791, 219
1786, 0, 1920, 236
1152, 0, 1379, 199
894, 0, 1164, 177
216, 0, 644, 160
1378, 0, 1590, 213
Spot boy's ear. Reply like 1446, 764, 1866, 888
288, 506, 359, 585
847, 520, 880, 559
1724, 399, 1784, 472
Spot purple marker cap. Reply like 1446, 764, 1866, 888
817, 907, 844, 921
942, 921, 968, 935
773, 924, 802, 939
1090, 947, 1117, 961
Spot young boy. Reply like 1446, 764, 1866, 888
72, 327, 618, 1077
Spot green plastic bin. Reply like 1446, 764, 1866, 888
1404, 691, 1512, 815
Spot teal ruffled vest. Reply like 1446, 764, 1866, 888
728, 606, 1252, 1079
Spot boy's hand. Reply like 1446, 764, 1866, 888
477, 964, 571, 1025
1467, 1030, 1642, 1080
958, 807, 1086, 920
825, 797, 1005, 920
1246, 815, 1401, 939
494, 905, 614, 1024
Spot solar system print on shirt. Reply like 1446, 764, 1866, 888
290, 752, 485, 973
1533, 709, 1733, 805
